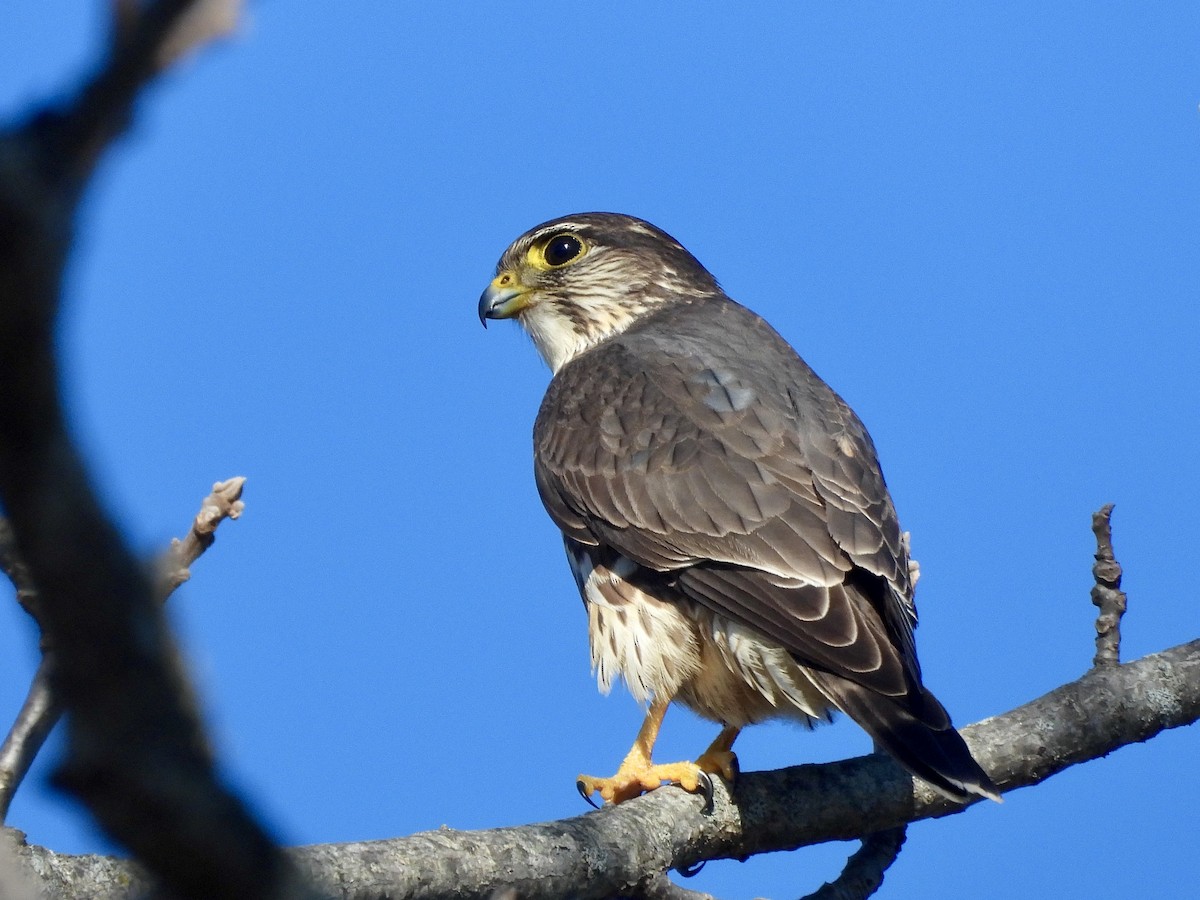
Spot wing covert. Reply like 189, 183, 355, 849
533, 298, 921, 693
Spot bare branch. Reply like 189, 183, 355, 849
0, 660, 56, 825
0, 516, 59, 827
0, 521, 39, 624
1090, 504, 1127, 667
6, 638, 1197, 900
0, 477, 247, 823
0, 0, 301, 895
154, 476, 246, 597
800, 827, 906, 900
148, 0, 243, 69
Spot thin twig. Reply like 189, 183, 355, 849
0, 523, 59, 824
0, 660, 56, 824
1090, 504, 1127, 667
154, 476, 247, 598
0, 477, 247, 823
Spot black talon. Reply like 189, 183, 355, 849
677, 859, 706, 878
576, 780, 600, 809
728, 753, 741, 785
696, 770, 714, 815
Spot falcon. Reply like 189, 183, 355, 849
479, 212, 999, 806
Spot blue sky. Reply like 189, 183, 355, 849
1, 4, 1198, 898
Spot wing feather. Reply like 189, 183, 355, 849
534, 297, 920, 700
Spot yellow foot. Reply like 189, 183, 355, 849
695, 747, 739, 783
577, 761, 717, 810
694, 724, 741, 784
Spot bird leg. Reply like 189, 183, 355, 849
695, 724, 740, 783
576, 701, 737, 809
577, 698, 694, 805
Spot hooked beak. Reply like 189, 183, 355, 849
478, 273, 531, 327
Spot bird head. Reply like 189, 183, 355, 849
479, 212, 722, 372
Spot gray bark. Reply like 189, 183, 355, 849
5, 638, 1196, 899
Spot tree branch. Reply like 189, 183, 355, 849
1090, 504, 1127, 667
0, 1, 304, 896
0, 522, 55, 824
799, 827, 906, 900
153, 476, 247, 596
6, 638, 1197, 899
0, 659, 54, 825
0, 477, 247, 823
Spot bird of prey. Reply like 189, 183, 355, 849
479, 212, 999, 807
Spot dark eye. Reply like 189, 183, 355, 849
543, 233, 583, 267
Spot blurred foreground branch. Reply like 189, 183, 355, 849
0, 1, 303, 897
6, 637, 1198, 899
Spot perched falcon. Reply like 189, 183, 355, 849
479, 212, 999, 806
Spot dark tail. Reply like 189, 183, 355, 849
813, 673, 1001, 803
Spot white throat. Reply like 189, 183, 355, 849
518, 294, 646, 373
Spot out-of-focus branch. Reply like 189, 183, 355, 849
6, 637, 1198, 899
0, 477, 247, 823
0, 521, 38, 623
0, 2, 302, 897
1090, 504, 1127, 667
